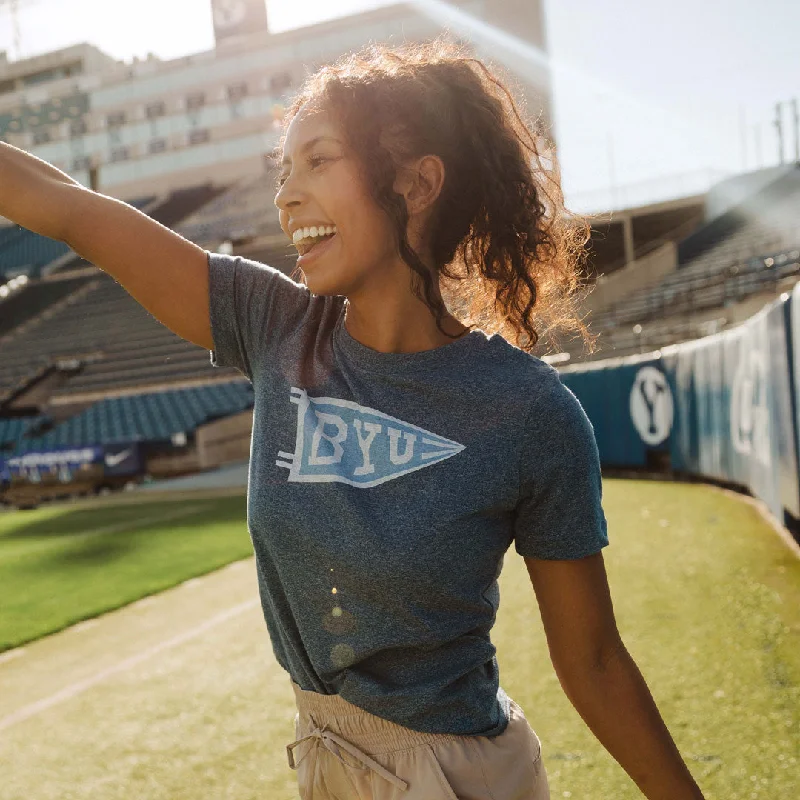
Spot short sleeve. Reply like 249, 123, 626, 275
513, 374, 609, 560
206, 251, 313, 381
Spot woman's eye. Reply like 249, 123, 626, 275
277, 155, 332, 187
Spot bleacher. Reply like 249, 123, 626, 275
0, 224, 21, 250
148, 183, 227, 229
0, 178, 277, 498
594, 242, 800, 330
0, 180, 251, 479
8, 380, 254, 454
1, 195, 156, 279
176, 170, 283, 246
46, 187, 220, 275
570, 166, 800, 362
0, 273, 96, 340
0, 225, 71, 278
0, 272, 239, 402
0, 415, 49, 453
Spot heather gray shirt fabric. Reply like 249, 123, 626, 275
207, 252, 608, 737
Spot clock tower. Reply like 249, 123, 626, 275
210, 0, 269, 45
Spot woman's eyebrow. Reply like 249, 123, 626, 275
281, 136, 341, 166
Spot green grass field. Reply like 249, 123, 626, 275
0, 480, 798, 799
0, 493, 252, 651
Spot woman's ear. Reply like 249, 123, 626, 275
394, 155, 446, 216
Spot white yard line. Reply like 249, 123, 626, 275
0, 598, 260, 733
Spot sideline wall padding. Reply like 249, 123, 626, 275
562, 293, 800, 523
561, 356, 673, 469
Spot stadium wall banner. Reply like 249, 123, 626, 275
5, 444, 142, 484
694, 331, 728, 483
560, 357, 674, 468
790, 283, 800, 470
769, 296, 800, 520
717, 297, 799, 520
662, 341, 700, 474
562, 292, 800, 523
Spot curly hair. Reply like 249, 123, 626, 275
278, 38, 595, 355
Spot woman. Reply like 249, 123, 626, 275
0, 39, 705, 800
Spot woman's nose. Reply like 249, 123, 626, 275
274, 174, 303, 210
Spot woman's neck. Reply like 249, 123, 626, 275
343, 298, 469, 355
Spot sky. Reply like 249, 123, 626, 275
1, 0, 798, 211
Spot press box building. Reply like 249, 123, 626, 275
0, 0, 553, 201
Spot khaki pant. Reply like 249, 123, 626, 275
287, 679, 550, 799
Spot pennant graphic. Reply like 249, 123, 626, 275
276, 387, 465, 487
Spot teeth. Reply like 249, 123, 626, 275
292, 225, 337, 244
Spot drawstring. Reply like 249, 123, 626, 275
287, 715, 409, 791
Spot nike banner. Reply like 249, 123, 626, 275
5, 443, 142, 483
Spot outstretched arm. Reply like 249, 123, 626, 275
0, 141, 212, 350
524, 552, 705, 800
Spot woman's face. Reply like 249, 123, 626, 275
274, 104, 400, 297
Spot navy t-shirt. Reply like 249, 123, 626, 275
207, 252, 609, 737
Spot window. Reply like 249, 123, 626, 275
72, 155, 92, 171
145, 101, 165, 120
106, 110, 126, 128
227, 82, 248, 102
69, 119, 87, 137
33, 129, 51, 145
148, 138, 167, 154
186, 91, 205, 111
188, 128, 210, 145
110, 146, 130, 162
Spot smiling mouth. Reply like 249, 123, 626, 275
293, 225, 338, 255
296, 234, 335, 256
295, 233, 339, 267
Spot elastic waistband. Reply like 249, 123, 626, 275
290, 679, 463, 755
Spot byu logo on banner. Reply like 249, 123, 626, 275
730, 338, 770, 467
276, 387, 465, 487
630, 366, 674, 446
